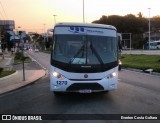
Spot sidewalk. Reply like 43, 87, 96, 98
0, 52, 46, 95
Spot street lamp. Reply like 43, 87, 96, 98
53, 15, 57, 25
148, 8, 151, 50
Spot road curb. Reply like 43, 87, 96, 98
123, 68, 160, 76
0, 71, 18, 80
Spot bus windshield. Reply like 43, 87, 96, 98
52, 34, 118, 65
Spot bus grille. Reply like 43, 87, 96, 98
66, 83, 104, 91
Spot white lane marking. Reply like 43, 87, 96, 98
27, 53, 47, 71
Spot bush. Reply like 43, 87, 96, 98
15, 51, 23, 60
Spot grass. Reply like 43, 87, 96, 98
14, 56, 32, 64
120, 54, 160, 73
0, 70, 16, 78
0, 52, 32, 78
14, 51, 32, 64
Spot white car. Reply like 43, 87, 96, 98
29, 48, 32, 51
34, 48, 39, 52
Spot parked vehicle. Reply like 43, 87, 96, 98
34, 48, 39, 52
144, 40, 160, 49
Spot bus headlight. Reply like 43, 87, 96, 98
52, 72, 65, 80
106, 72, 117, 79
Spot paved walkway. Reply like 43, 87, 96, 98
0, 52, 46, 95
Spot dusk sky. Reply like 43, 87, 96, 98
0, 0, 160, 33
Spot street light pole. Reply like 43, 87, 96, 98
53, 15, 57, 25
43, 24, 45, 34
19, 31, 25, 81
148, 8, 151, 50
83, 0, 85, 23
43, 24, 46, 50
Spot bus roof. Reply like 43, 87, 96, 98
55, 22, 116, 30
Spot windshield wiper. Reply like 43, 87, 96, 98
69, 44, 85, 64
90, 42, 104, 65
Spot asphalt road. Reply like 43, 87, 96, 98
0, 51, 160, 123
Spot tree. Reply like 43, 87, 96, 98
152, 16, 160, 31
92, 13, 149, 49
137, 12, 143, 18
32, 33, 40, 41
93, 15, 107, 24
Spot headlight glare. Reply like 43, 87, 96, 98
112, 72, 116, 77
52, 72, 65, 80
53, 72, 58, 77
106, 72, 117, 79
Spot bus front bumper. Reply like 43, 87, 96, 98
50, 76, 118, 93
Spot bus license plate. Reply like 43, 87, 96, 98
79, 89, 92, 93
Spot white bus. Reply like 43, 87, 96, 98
144, 41, 160, 49
50, 23, 119, 94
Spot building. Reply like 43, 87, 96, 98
0, 20, 15, 52
143, 30, 160, 41
0, 20, 15, 40
0, 20, 15, 31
